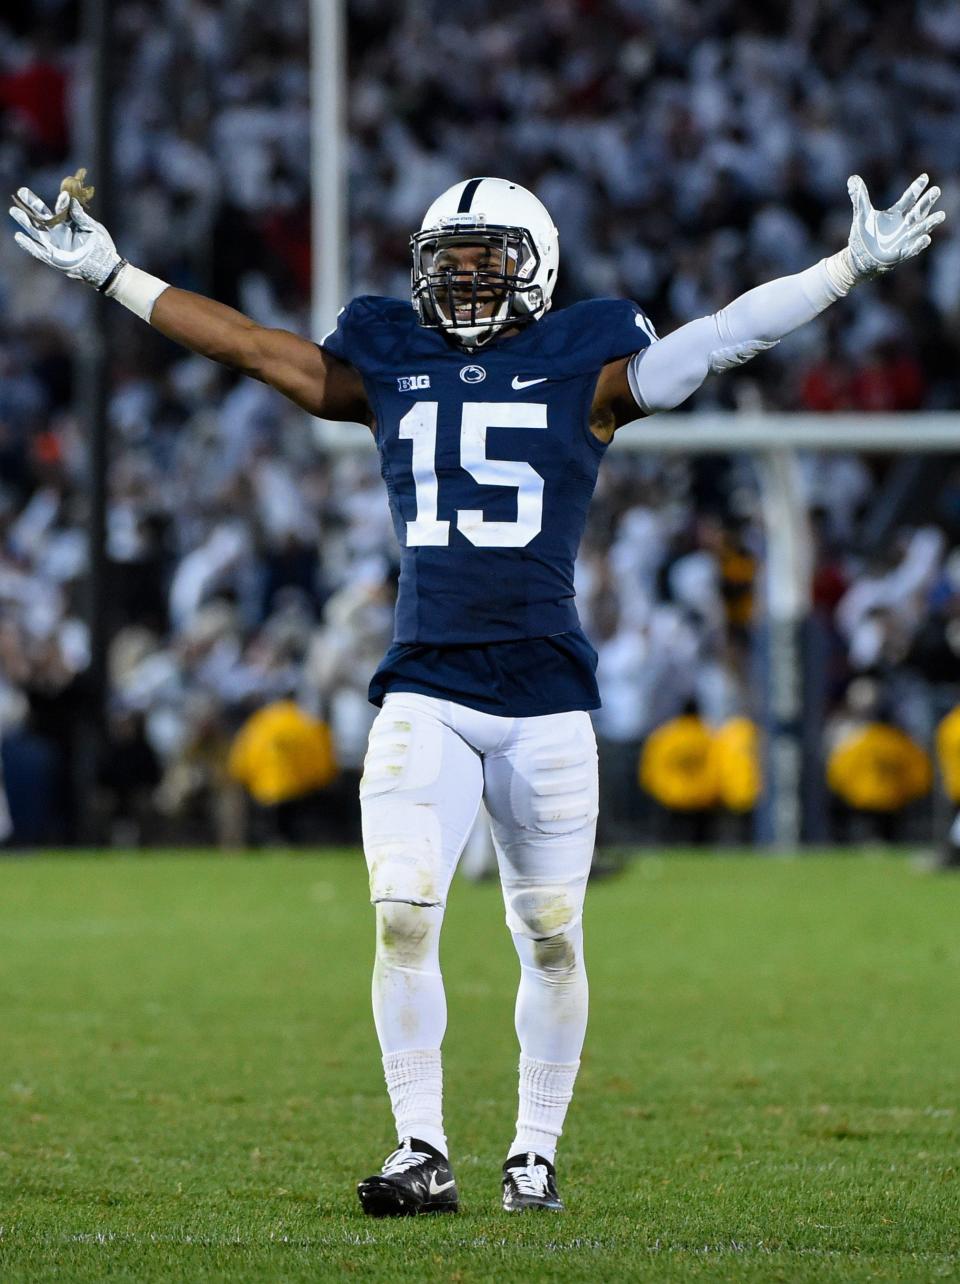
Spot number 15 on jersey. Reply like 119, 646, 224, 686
398, 401, 548, 549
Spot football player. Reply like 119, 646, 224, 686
10, 171, 944, 1214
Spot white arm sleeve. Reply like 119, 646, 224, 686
628, 253, 852, 415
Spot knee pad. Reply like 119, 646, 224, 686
365, 840, 445, 908
505, 883, 585, 941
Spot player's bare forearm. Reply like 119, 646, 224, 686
150, 287, 259, 370
150, 289, 372, 423
8, 186, 371, 424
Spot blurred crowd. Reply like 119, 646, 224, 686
1, 0, 959, 846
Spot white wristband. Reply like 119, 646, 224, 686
105, 262, 170, 322
820, 248, 859, 297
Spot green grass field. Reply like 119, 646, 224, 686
1, 850, 958, 1283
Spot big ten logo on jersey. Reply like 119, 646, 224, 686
397, 374, 431, 392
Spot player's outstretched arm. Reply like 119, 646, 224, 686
9, 186, 370, 424
149, 289, 371, 423
625, 173, 945, 417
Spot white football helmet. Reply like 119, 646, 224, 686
411, 177, 560, 348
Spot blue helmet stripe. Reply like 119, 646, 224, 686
457, 178, 483, 213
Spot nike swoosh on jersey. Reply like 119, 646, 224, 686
511, 376, 548, 389
428, 1174, 457, 1195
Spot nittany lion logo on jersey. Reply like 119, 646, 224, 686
459, 365, 486, 384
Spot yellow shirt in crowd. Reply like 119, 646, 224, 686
640, 714, 763, 812
935, 706, 960, 803
228, 701, 337, 805
826, 723, 931, 812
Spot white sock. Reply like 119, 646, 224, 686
509, 1054, 580, 1164
382, 1049, 447, 1156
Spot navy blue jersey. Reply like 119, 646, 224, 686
321, 295, 653, 714
320, 294, 651, 713
368, 628, 603, 719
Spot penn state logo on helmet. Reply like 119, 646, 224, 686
410, 177, 560, 350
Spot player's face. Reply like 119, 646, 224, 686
432, 240, 517, 321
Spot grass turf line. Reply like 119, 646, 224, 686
0, 850, 958, 1282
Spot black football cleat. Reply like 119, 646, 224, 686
502, 1151, 564, 1212
357, 1137, 459, 1217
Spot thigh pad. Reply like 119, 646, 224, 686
360, 699, 482, 907
486, 711, 599, 838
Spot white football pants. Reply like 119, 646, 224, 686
360, 691, 598, 1065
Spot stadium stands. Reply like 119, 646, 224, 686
1, 0, 959, 845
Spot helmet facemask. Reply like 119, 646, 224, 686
410, 224, 544, 349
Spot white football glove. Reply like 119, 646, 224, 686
845, 172, 944, 280
9, 187, 123, 290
